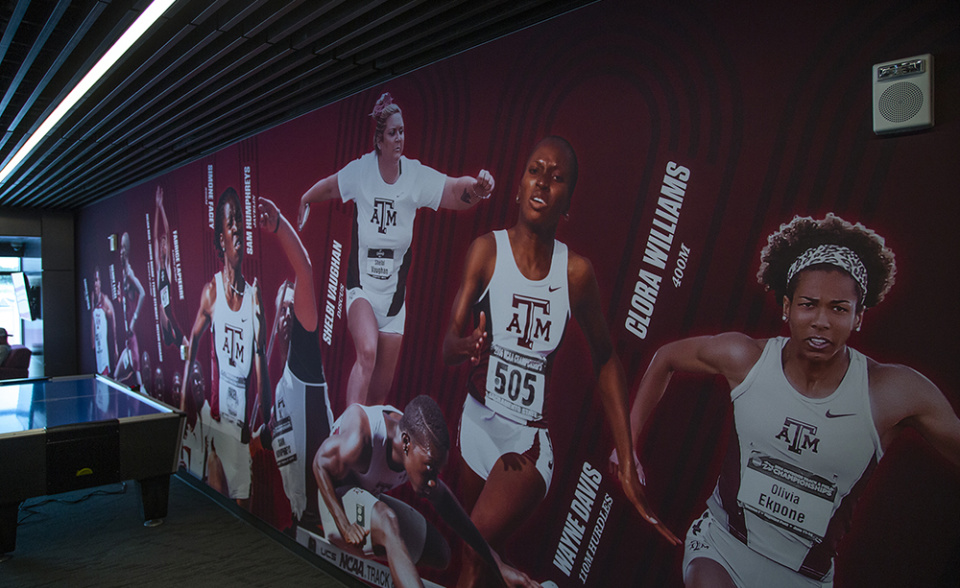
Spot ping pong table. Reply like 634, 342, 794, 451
0, 374, 185, 557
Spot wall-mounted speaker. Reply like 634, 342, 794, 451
872, 54, 933, 134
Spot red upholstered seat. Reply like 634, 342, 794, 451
0, 345, 32, 380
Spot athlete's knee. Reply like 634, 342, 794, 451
685, 558, 736, 588
352, 337, 378, 370
371, 500, 402, 545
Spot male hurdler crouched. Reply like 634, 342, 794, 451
313, 396, 541, 588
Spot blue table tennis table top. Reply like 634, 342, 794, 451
0, 375, 174, 436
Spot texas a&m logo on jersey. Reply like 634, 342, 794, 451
775, 417, 820, 455
371, 198, 397, 234
506, 294, 552, 349
221, 322, 246, 367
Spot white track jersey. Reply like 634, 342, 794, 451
211, 277, 258, 434
473, 230, 570, 424
274, 363, 331, 518
338, 152, 445, 315
93, 306, 110, 375
158, 267, 172, 312
331, 404, 407, 496
707, 337, 882, 580
274, 364, 328, 518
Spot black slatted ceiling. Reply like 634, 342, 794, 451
0, 0, 592, 209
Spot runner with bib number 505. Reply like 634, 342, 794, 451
443, 136, 680, 588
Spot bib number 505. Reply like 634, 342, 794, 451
493, 361, 536, 406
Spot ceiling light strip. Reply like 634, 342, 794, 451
0, 0, 178, 185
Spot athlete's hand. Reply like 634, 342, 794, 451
246, 426, 272, 454
467, 311, 487, 365
617, 460, 681, 546
255, 422, 274, 452
341, 521, 369, 547
155, 185, 164, 207
609, 447, 646, 485
474, 169, 495, 200
499, 561, 540, 588
297, 198, 310, 231
257, 197, 281, 233
488, 545, 539, 588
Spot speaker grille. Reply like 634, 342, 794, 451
878, 81, 924, 123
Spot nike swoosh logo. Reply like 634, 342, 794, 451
549, 286, 561, 292
825, 410, 856, 418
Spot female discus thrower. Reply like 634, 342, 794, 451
298, 92, 495, 408
443, 136, 680, 588
620, 214, 960, 588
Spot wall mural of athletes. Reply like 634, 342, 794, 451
75, 0, 960, 586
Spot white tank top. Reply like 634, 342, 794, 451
708, 337, 882, 579
331, 404, 408, 496
93, 306, 110, 375
211, 277, 257, 431
472, 230, 570, 424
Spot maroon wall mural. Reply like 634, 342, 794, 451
76, 0, 960, 586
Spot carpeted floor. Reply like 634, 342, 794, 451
0, 474, 362, 588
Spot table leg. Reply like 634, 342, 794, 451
136, 474, 170, 527
1, 502, 18, 557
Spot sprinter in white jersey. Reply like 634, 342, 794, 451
313, 396, 539, 588
153, 186, 185, 349
114, 232, 145, 388
257, 196, 334, 526
91, 266, 117, 376
180, 187, 271, 508
622, 214, 960, 587
443, 137, 674, 587
298, 92, 495, 407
